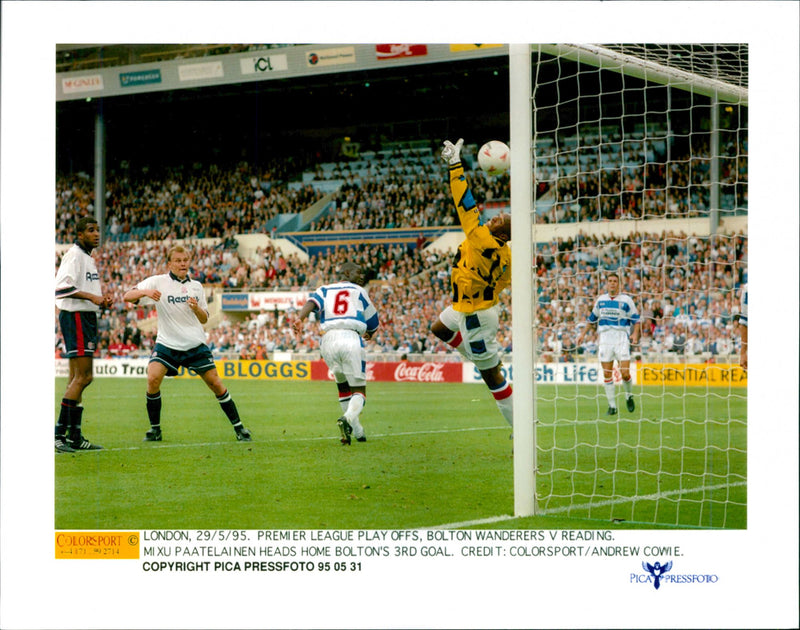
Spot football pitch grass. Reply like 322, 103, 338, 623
54, 378, 746, 531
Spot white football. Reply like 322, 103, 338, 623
477, 140, 510, 176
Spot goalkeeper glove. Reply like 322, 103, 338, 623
441, 138, 464, 164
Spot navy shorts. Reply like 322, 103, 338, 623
150, 343, 217, 377
59, 310, 98, 358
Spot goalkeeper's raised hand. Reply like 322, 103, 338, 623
441, 138, 464, 164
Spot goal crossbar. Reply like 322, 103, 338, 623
538, 43, 748, 105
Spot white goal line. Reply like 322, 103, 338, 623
431, 480, 747, 530
538, 480, 748, 515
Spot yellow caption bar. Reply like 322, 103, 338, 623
639, 363, 747, 388
55, 532, 140, 559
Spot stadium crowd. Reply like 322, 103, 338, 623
56, 137, 747, 363
535, 136, 747, 222
56, 131, 747, 247
56, 161, 324, 244
56, 222, 747, 363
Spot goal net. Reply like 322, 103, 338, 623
520, 44, 748, 527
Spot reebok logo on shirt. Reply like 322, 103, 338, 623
167, 295, 194, 304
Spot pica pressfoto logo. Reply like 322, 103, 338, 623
642, 561, 673, 589
632, 560, 718, 589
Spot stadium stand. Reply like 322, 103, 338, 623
56, 195, 747, 366
56, 81, 747, 366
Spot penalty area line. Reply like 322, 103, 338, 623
96, 425, 509, 452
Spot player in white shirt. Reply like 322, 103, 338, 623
54, 216, 113, 452
575, 272, 641, 414
738, 282, 747, 370
293, 262, 379, 445
123, 246, 251, 442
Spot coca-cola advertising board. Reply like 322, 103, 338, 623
375, 44, 429, 60
310, 361, 462, 383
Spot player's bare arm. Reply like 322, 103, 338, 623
64, 289, 113, 308
739, 321, 748, 370
630, 321, 642, 345
293, 301, 318, 335
362, 324, 379, 341
122, 288, 162, 303
575, 322, 594, 347
187, 297, 208, 324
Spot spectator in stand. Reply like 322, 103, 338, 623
685, 331, 705, 356
670, 325, 687, 354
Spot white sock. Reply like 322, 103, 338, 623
350, 417, 365, 440
604, 381, 616, 407
622, 378, 632, 399
496, 395, 513, 426
490, 381, 513, 427
345, 392, 365, 423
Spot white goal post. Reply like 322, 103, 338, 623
509, 44, 536, 516
510, 44, 748, 526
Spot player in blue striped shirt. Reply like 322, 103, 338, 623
575, 272, 640, 414
293, 262, 379, 444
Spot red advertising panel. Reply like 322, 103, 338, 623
375, 44, 429, 60
310, 360, 332, 380
372, 361, 461, 383
310, 360, 462, 383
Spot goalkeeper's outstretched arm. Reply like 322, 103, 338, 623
441, 138, 497, 244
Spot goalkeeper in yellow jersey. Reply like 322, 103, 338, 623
430, 138, 513, 427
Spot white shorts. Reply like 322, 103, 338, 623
439, 304, 503, 371
598, 329, 631, 364
320, 328, 367, 387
